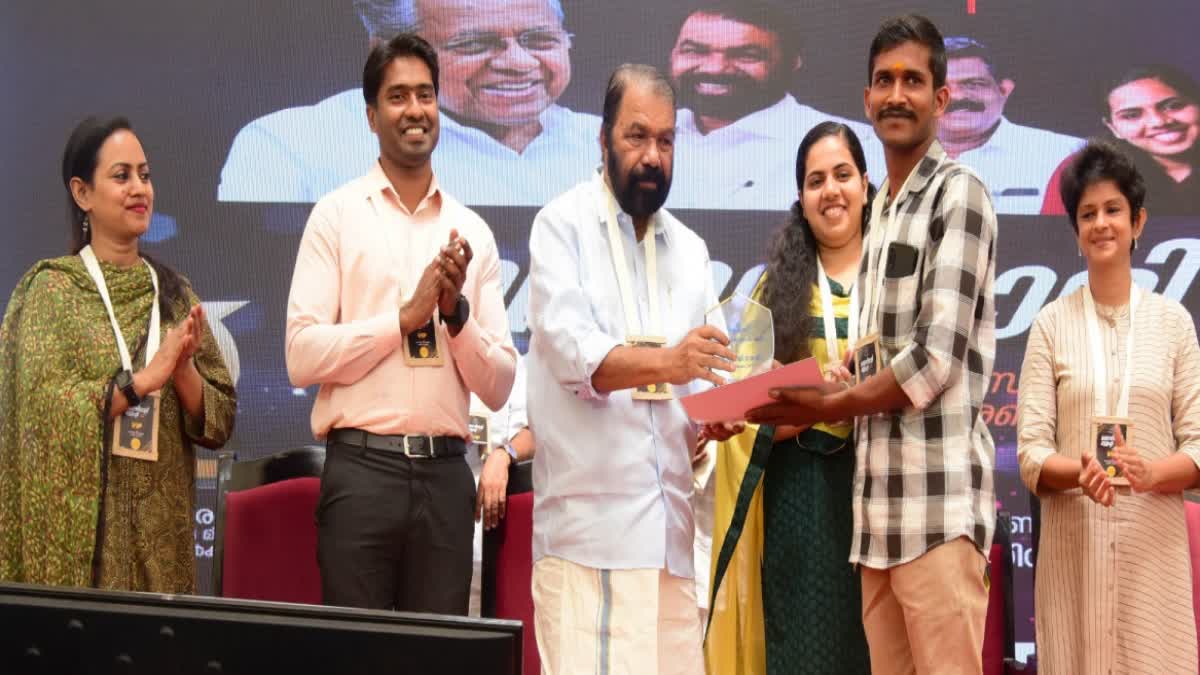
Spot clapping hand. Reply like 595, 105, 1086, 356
437, 229, 473, 316
144, 310, 197, 392
400, 258, 444, 334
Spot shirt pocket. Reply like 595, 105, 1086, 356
880, 246, 924, 355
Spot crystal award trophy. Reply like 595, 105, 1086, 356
705, 293, 774, 384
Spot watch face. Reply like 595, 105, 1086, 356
116, 370, 139, 405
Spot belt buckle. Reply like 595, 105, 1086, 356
403, 435, 434, 458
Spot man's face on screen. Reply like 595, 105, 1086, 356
1106, 77, 1200, 161
367, 56, 440, 169
418, 0, 571, 128
670, 12, 792, 125
602, 83, 675, 219
865, 42, 947, 154
941, 56, 1012, 141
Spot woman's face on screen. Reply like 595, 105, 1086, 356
1106, 77, 1200, 161
799, 134, 867, 252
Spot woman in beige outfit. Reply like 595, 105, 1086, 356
1018, 139, 1200, 674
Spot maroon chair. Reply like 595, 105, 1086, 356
482, 461, 537, 675
982, 511, 1026, 675
1184, 496, 1200, 670
212, 448, 325, 604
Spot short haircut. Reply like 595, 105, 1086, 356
944, 36, 1001, 80
601, 64, 677, 139
867, 14, 947, 90
678, 0, 801, 57
362, 32, 440, 105
1058, 139, 1146, 243
353, 0, 565, 42
1098, 63, 1200, 121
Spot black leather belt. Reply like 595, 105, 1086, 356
328, 428, 467, 458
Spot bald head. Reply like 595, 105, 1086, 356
354, 0, 566, 41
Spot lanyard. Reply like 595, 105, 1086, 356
1082, 283, 1141, 418
860, 171, 916, 337
79, 245, 160, 371
603, 180, 660, 337
816, 256, 859, 365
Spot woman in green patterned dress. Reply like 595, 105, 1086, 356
0, 117, 236, 593
758, 122, 874, 674
707, 122, 873, 674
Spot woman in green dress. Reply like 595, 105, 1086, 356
706, 122, 873, 675
0, 116, 236, 593
758, 121, 873, 674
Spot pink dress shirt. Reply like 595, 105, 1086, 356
285, 162, 517, 440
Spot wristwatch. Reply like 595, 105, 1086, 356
485, 442, 518, 467
441, 295, 470, 328
114, 369, 140, 407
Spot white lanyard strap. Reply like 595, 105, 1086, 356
604, 184, 659, 337
80, 245, 161, 372
861, 183, 889, 337
1082, 284, 1140, 418
861, 172, 918, 336
817, 256, 859, 365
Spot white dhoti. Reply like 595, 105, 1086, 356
531, 556, 704, 675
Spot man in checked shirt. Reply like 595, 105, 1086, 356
749, 14, 997, 675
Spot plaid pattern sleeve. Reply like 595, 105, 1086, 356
851, 141, 998, 569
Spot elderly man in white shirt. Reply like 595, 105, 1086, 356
665, 1, 885, 211
938, 35, 1082, 214
527, 64, 740, 675
218, 0, 599, 206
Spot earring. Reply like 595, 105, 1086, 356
1077, 248, 1083, 257
1133, 238, 1139, 251
82, 215, 90, 238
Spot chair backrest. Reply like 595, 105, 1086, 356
212, 446, 326, 598
1184, 496, 1200, 668
983, 511, 1015, 675
482, 461, 539, 675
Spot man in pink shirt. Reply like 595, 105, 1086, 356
285, 33, 517, 614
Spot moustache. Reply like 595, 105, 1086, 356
630, 167, 667, 188
877, 106, 916, 121
946, 99, 986, 113
1149, 122, 1190, 134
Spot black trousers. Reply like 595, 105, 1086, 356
316, 440, 476, 614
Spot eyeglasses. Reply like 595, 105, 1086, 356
943, 36, 987, 53
442, 29, 573, 57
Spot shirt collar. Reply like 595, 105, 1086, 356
591, 168, 674, 247
960, 117, 1013, 156
886, 139, 948, 205
676, 94, 798, 139
367, 160, 442, 215
440, 105, 567, 152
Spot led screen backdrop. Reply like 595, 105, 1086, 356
2, 0, 1198, 658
